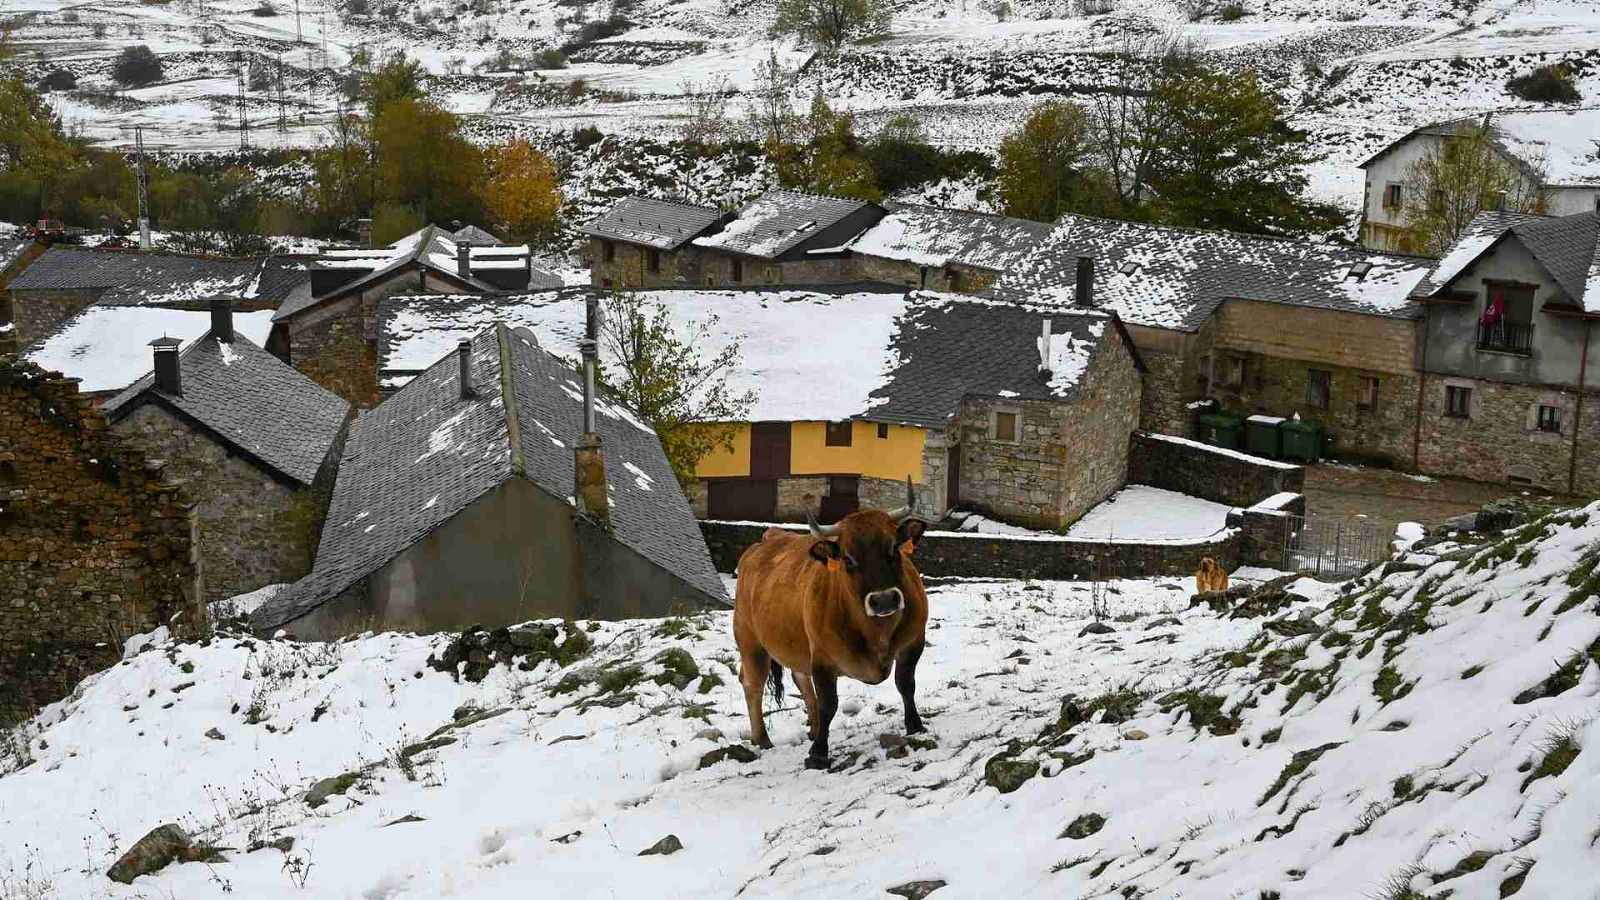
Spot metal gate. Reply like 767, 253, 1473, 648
1275, 514, 1390, 578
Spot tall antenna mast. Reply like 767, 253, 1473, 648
276, 51, 287, 132
294, 0, 303, 42
134, 126, 151, 250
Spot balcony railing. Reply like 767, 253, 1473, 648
1478, 321, 1534, 355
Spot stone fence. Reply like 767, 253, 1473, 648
1127, 432, 1303, 509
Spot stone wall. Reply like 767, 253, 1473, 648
0, 358, 202, 725
952, 333, 1142, 529
112, 402, 333, 603
848, 256, 1001, 295
1127, 432, 1303, 509
588, 239, 701, 289
1415, 374, 1600, 492
8, 288, 97, 351
699, 521, 1240, 581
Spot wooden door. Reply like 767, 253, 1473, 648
750, 423, 792, 480
707, 480, 777, 521
819, 475, 859, 524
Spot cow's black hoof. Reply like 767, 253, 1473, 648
906, 721, 926, 735
804, 754, 831, 770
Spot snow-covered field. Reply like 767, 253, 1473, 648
10, 0, 1600, 222
7, 500, 1600, 897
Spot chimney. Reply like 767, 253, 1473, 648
1496, 190, 1509, 212
456, 240, 472, 279
1075, 256, 1095, 308
210, 295, 233, 343
457, 339, 474, 400
1038, 317, 1053, 376
574, 295, 611, 528
151, 336, 182, 394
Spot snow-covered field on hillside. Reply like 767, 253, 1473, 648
6, 500, 1600, 897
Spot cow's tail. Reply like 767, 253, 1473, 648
768, 661, 785, 708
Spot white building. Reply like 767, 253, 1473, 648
1358, 108, 1600, 252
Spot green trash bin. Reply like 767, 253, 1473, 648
1280, 418, 1325, 462
1196, 412, 1244, 450
1244, 414, 1285, 458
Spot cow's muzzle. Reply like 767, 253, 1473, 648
864, 588, 904, 618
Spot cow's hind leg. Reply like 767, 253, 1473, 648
793, 671, 819, 740
894, 641, 926, 735
805, 669, 839, 770
739, 645, 775, 750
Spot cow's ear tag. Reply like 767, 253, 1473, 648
899, 540, 916, 557
827, 557, 842, 572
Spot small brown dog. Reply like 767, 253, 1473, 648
1195, 557, 1229, 594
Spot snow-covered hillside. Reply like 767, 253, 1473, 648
4, 502, 1599, 898
8, 0, 1600, 216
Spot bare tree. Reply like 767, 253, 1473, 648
742, 49, 798, 147
680, 74, 732, 150
1086, 30, 1195, 216
1400, 124, 1548, 256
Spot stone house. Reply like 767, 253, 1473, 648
266, 224, 562, 407
251, 322, 725, 639
689, 190, 885, 286
997, 215, 1436, 468
102, 299, 351, 603
844, 202, 1051, 294
370, 283, 936, 523
1409, 209, 1600, 493
864, 296, 1146, 530
0, 237, 44, 354
1358, 109, 1600, 252
3, 246, 307, 352
583, 197, 731, 289
0, 357, 202, 724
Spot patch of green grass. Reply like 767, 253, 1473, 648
1436, 850, 1495, 883
697, 672, 724, 694
1520, 733, 1579, 792
1050, 854, 1096, 873
1392, 774, 1414, 799
1161, 690, 1239, 736
1060, 812, 1105, 839
1461, 664, 1484, 679
1373, 665, 1411, 705
1259, 742, 1341, 807
652, 648, 699, 690
597, 663, 644, 695
1262, 726, 1282, 744
681, 704, 710, 720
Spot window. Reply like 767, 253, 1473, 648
646, 249, 661, 273
1479, 281, 1536, 354
732, 258, 743, 283
601, 277, 614, 289
1226, 357, 1245, 388
1537, 404, 1563, 433
1306, 368, 1331, 411
825, 421, 853, 447
994, 411, 1018, 442
877, 422, 889, 439
602, 240, 615, 262
1382, 183, 1402, 209
1446, 385, 1472, 418
1358, 375, 1379, 410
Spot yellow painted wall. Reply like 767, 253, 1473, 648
690, 421, 926, 482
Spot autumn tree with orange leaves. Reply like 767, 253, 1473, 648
483, 138, 562, 244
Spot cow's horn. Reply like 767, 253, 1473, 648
886, 475, 915, 522
806, 508, 842, 538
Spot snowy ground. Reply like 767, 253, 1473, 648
7, 500, 1600, 897
1065, 484, 1232, 542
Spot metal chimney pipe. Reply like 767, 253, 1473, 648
456, 240, 472, 279
1039, 318, 1053, 375
457, 339, 474, 399
210, 295, 233, 343
574, 294, 610, 527
151, 336, 182, 394
581, 294, 600, 435
1075, 256, 1094, 308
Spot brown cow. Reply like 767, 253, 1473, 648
733, 479, 928, 770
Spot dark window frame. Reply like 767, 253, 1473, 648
1306, 368, 1332, 411
994, 410, 1019, 443
646, 248, 661, 273
1537, 404, 1563, 433
602, 240, 616, 262
1446, 385, 1472, 418
876, 422, 889, 439
1382, 183, 1402, 209
824, 421, 853, 447
731, 257, 743, 283
1357, 375, 1379, 410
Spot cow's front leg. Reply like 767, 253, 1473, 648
804, 668, 839, 770
894, 640, 925, 735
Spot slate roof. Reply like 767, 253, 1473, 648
583, 198, 728, 251
103, 332, 350, 485
0, 238, 33, 275
277, 225, 562, 321
8, 247, 307, 309
251, 323, 726, 631
995, 215, 1434, 331
1361, 110, 1600, 188
373, 283, 915, 422
1415, 209, 1600, 313
849, 203, 1051, 273
864, 295, 1130, 428
26, 305, 277, 393
693, 190, 878, 259
450, 224, 503, 246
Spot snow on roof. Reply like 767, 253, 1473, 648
1491, 107, 1600, 188
692, 190, 875, 259
582, 197, 727, 251
8, 247, 305, 309
997, 215, 1434, 330
847, 204, 1050, 272
377, 284, 915, 423
27, 306, 275, 393
1417, 209, 1600, 312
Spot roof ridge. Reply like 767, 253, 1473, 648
763, 187, 874, 207
1051, 213, 1398, 258
496, 323, 526, 477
